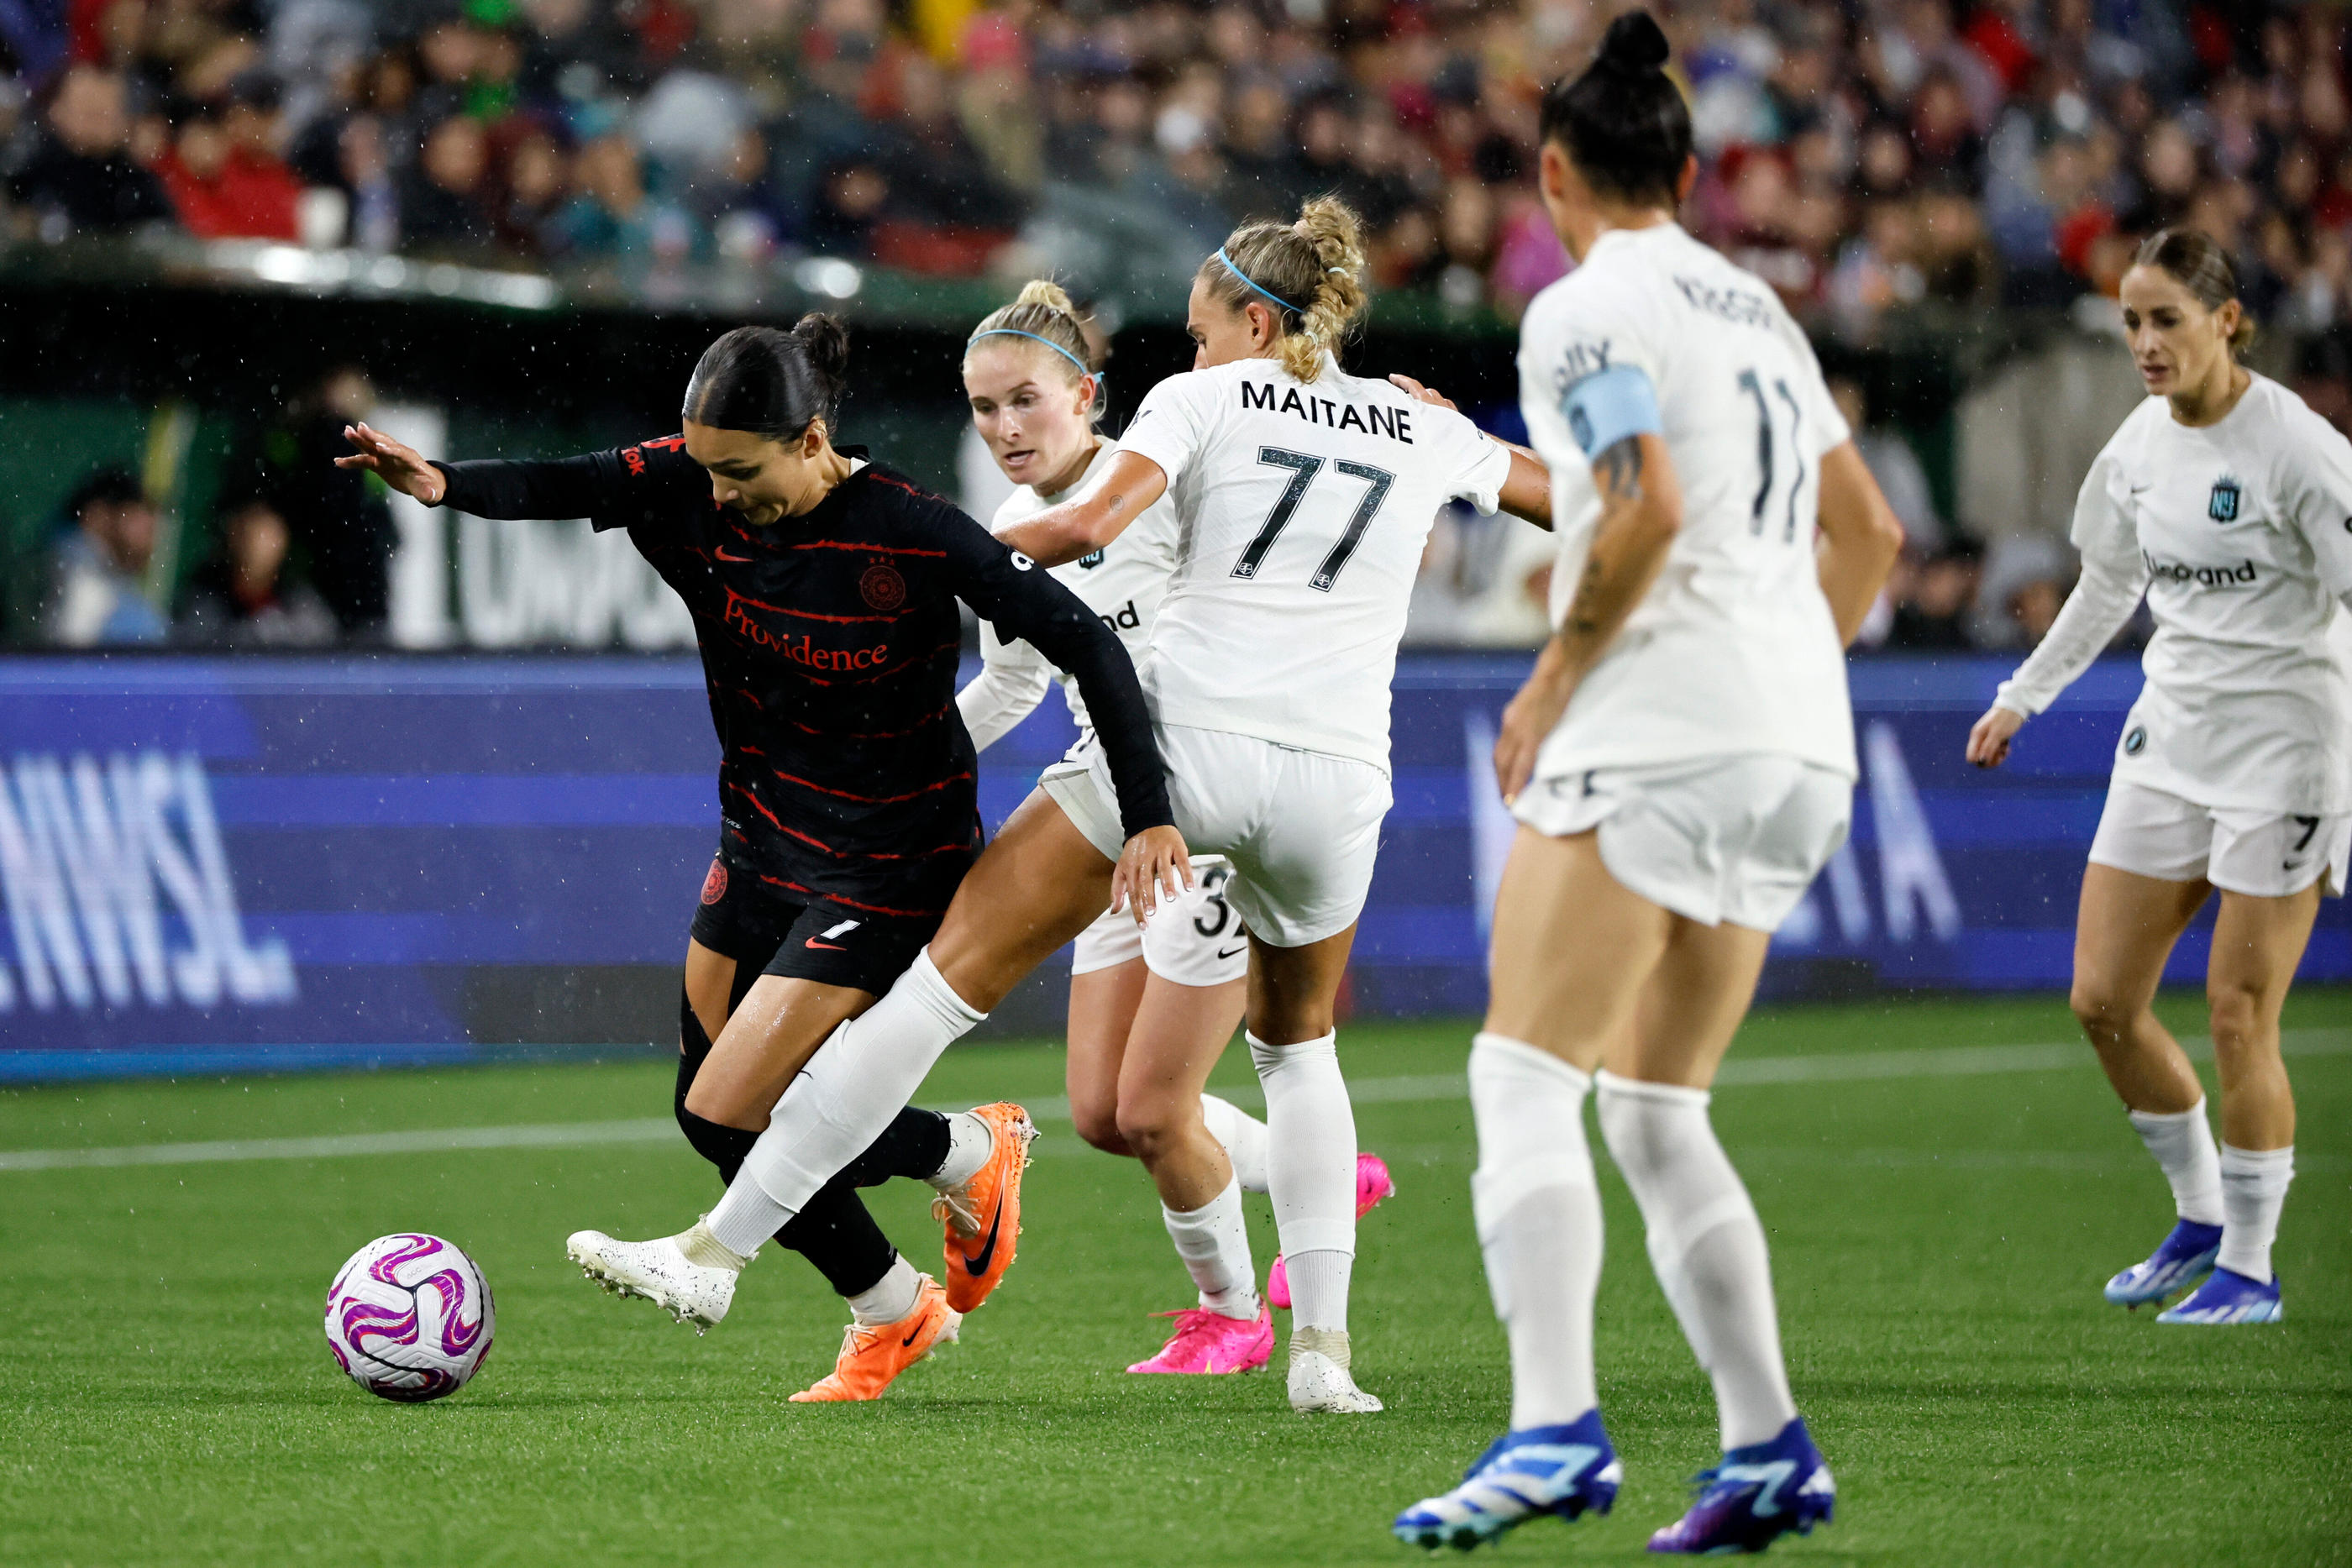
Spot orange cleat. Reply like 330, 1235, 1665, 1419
934, 1102, 1037, 1314
787, 1275, 961, 1403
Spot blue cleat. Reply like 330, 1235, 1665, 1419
2155, 1266, 2282, 1324
1392, 1409, 1620, 1551
2103, 1219, 2223, 1308
1647, 1418, 1834, 1555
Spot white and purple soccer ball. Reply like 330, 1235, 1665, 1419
323, 1234, 496, 1403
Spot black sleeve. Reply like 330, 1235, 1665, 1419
428, 436, 703, 529
938, 506, 1172, 841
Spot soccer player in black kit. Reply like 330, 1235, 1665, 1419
337, 315, 1179, 1400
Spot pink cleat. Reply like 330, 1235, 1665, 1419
1126, 1303, 1274, 1374
1268, 1152, 1395, 1310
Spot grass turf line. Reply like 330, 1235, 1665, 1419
0, 990, 2346, 1567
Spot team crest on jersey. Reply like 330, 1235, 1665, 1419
1077, 548, 1105, 569
700, 858, 728, 905
859, 562, 906, 611
2124, 726, 2147, 756
2208, 476, 2241, 523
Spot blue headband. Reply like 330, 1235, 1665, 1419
1215, 247, 1300, 315
968, 328, 1095, 382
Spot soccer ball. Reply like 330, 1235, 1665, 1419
323, 1234, 496, 1403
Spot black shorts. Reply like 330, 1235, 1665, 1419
687, 851, 940, 996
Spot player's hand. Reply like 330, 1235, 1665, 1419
1111, 825, 1194, 927
1494, 667, 1574, 806
335, 421, 446, 505
1387, 374, 1459, 412
1966, 704, 2025, 768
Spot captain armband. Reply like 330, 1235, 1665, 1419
1561, 364, 1662, 459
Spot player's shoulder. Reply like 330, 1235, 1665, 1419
615, 432, 701, 481
2244, 372, 2344, 449
989, 483, 1044, 537
845, 456, 988, 544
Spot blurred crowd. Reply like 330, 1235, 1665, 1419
0, 0, 2344, 328
38, 368, 394, 649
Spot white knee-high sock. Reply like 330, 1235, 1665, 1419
2129, 1101, 2224, 1225
1596, 1070, 1796, 1451
1200, 1093, 1270, 1193
1469, 1032, 1601, 1430
1247, 1030, 1355, 1332
706, 950, 985, 1256
1163, 1177, 1259, 1318
2215, 1145, 2294, 1283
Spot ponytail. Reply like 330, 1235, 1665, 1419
1197, 196, 1369, 384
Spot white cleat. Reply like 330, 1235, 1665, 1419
1288, 1325, 1383, 1414
566, 1220, 746, 1334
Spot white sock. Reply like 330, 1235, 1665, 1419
1248, 1030, 1357, 1332
2129, 1101, 2224, 1225
1163, 1178, 1258, 1319
1596, 1069, 1797, 1450
2215, 1144, 2294, 1284
1470, 1031, 1601, 1430
1200, 1093, 1270, 1193
929, 1111, 993, 1190
848, 1254, 921, 1325
710, 949, 986, 1256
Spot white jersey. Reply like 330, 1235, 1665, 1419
1116, 354, 1512, 772
959, 443, 1180, 749
2004, 375, 2352, 815
1518, 223, 1857, 780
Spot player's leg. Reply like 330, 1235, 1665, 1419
676, 790, 1116, 1290
2071, 855, 2227, 1305
2156, 829, 2324, 1326
1118, 963, 1274, 1373
1067, 940, 1147, 1157
1394, 826, 1652, 1548
1593, 758, 1842, 1556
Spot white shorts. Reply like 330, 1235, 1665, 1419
1068, 856, 1252, 987
1513, 753, 1852, 930
1042, 723, 1393, 948
2089, 780, 2349, 898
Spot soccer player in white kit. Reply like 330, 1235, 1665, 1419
1966, 230, 2352, 1327
1392, 13, 1903, 1554
956, 281, 1395, 1375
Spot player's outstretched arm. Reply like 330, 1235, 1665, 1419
1388, 375, 1552, 528
998, 450, 1168, 567
338, 421, 640, 521
1815, 441, 1906, 646
1966, 552, 2148, 768
1494, 430, 1682, 803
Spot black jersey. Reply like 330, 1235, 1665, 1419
433, 439, 1169, 916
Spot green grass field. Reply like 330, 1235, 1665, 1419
3, 990, 2348, 1566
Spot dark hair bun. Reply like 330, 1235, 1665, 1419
790, 312, 852, 383
1598, 11, 1671, 76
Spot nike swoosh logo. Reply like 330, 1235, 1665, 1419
805, 938, 847, 950
2282, 861, 2306, 872
716, 548, 752, 562
1215, 943, 1247, 960
961, 1198, 1004, 1277
902, 1315, 927, 1348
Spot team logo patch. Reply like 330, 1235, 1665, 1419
858, 562, 906, 611
2123, 726, 2147, 757
700, 859, 728, 906
2208, 477, 2241, 523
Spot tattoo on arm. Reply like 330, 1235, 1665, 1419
1594, 436, 1644, 502
1562, 553, 1607, 637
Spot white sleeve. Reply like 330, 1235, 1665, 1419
1993, 448, 2148, 716
1428, 406, 1511, 515
2282, 411, 2352, 601
955, 620, 1055, 753
1114, 371, 1219, 490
